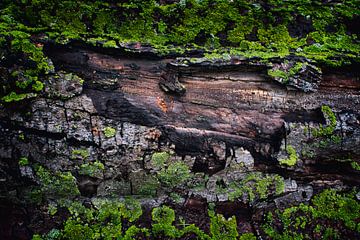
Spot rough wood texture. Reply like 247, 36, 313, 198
0, 43, 359, 239
49, 45, 360, 158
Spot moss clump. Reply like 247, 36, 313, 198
209, 210, 239, 239
157, 161, 191, 188
268, 62, 307, 84
103, 126, 116, 138
18, 157, 29, 166
71, 148, 90, 160
33, 199, 249, 240
35, 166, 80, 200
312, 105, 337, 137
262, 189, 360, 239
103, 40, 118, 48
1, 1, 359, 104
268, 69, 290, 82
279, 145, 298, 167
225, 172, 285, 202
1, 91, 35, 103
151, 151, 170, 168
78, 161, 104, 177
350, 161, 360, 171
240, 233, 257, 240
0, 19, 53, 103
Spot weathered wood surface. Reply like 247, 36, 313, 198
49, 45, 360, 160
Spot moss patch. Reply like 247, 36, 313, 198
312, 105, 337, 137
1, 1, 359, 104
103, 126, 116, 138
262, 189, 360, 239
279, 145, 298, 167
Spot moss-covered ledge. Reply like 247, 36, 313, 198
1, 0, 359, 103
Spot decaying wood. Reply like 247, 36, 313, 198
48, 45, 360, 160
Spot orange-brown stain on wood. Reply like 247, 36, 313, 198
157, 97, 168, 113
91, 126, 100, 136
156, 97, 175, 113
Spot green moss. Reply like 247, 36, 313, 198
32, 234, 42, 240
209, 210, 239, 240
47, 203, 58, 216
152, 205, 175, 225
71, 148, 90, 160
150, 152, 192, 190
18, 133, 25, 141
312, 105, 337, 137
227, 172, 285, 202
2, 92, 30, 102
268, 69, 289, 81
274, 175, 286, 195
151, 152, 170, 168
58, 199, 145, 240
33, 187, 360, 239
240, 233, 257, 240
35, 199, 237, 239
78, 161, 104, 177
35, 166, 80, 200
19, 157, 29, 166
350, 161, 360, 171
31, 80, 44, 92
262, 189, 360, 239
157, 161, 191, 188
1, 1, 359, 104
279, 145, 298, 167
103, 126, 116, 138
268, 62, 307, 84
169, 192, 182, 204
137, 176, 160, 196
103, 40, 118, 48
